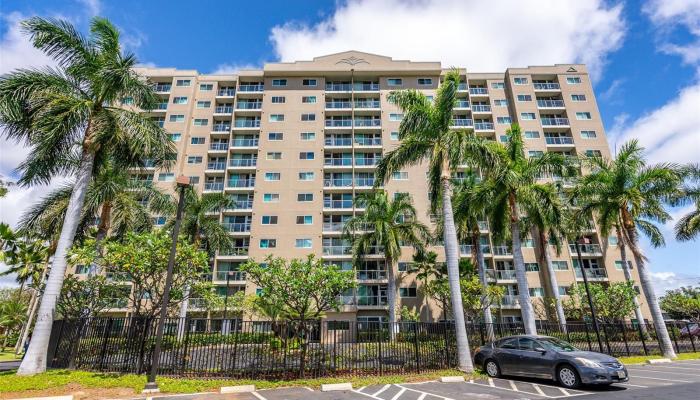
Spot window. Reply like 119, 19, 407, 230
169, 114, 185, 122
169, 133, 182, 141
265, 172, 281, 181
426, 95, 434, 102
571, 94, 587, 102
158, 173, 174, 182
269, 114, 285, 122
523, 238, 535, 247
389, 113, 403, 121
302, 96, 317, 104
399, 287, 417, 297
261, 215, 278, 225
302, 79, 317, 87
301, 113, 316, 121
301, 132, 315, 141
497, 116, 512, 124
121, 97, 134, 105
176, 79, 191, 87
296, 215, 313, 225
266, 152, 282, 160
268, 132, 283, 141
172, 96, 188, 104
299, 152, 314, 160
566, 76, 582, 84
524, 130, 540, 139
552, 261, 569, 270
520, 112, 536, 120
271, 96, 285, 104
576, 112, 592, 120
153, 216, 166, 226
491, 82, 505, 89
529, 287, 545, 297
615, 260, 633, 270
199, 83, 213, 91
74, 264, 90, 274
196, 100, 211, 108
297, 193, 313, 202
298, 172, 314, 181
418, 78, 433, 85
528, 150, 544, 158
398, 262, 409, 272
558, 286, 572, 296
493, 99, 508, 107
271, 79, 287, 87
187, 156, 202, 164
390, 131, 399, 140
580, 130, 597, 139
392, 171, 408, 180
525, 263, 540, 272
517, 94, 532, 102
260, 239, 277, 248
295, 238, 312, 248
498, 338, 518, 349
190, 137, 206, 145
387, 78, 403, 86
328, 321, 349, 330
193, 118, 208, 126
263, 193, 280, 203
608, 236, 618, 246
500, 135, 509, 142
514, 77, 528, 85
188, 176, 200, 185
585, 149, 602, 157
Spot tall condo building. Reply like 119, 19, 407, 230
107, 51, 650, 325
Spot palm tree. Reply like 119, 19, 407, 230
344, 191, 429, 329
481, 123, 569, 335
410, 250, 440, 320
0, 240, 47, 300
0, 299, 28, 351
375, 70, 498, 371
0, 17, 174, 375
573, 140, 683, 358
674, 164, 700, 241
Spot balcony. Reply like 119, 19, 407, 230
357, 295, 388, 306
355, 100, 381, 108
188, 298, 207, 309
494, 270, 516, 280
457, 83, 468, 91
541, 117, 570, 127
323, 245, 352, 256
153, 102, 168, 111
533, 82, 560, 91
214, 271, 247, 282
223, 222, 251, 233
474, 122, 494, 131
214, 106, 233, 114
354, 158, 381, 167
236, 102, 262, 110
209, 143, 229, 151
324, 158, 353, 167
575, 268, 608, 280
501, 295, 520, 308
455, 100, 470, 108
545, 136, 575, 145
357, 270, 387, 280
105, 298, 129, 309
451, 118, 473, 127
354, 119, 381, 127
227, 179, 256, 188
325, 83, 380, 91
324, 200, 354, 209
356, 137, 382, 146
226, 200, 253, 210
153, 84, 171, 93
229, 159, 257, 168
230, 138, 259, 147
238, 84, 263, 92
537, 99, 565, 108
469, 87, 488, 95
459, 244, 491, 255
323, 222, 346, 232
471, 104, 491, 113
234, 120, 261, 128
217, 88, 236, 97
204, 182, 224, 191
206, 162, 226, 171
568, 243, 602, 255
325, 137, 352, 146
326, 101, 351, 109
219, 247, 249, 256
355, 177, 376, 187
324, 178, 353, 188
325, 119, 352, 128
492, 246, 513, 256
212, 124, 231, 132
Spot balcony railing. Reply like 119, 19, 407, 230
231, 139, 259, 147
459, 244, 491, 255
474, 122, 494, 130
189, 298, 207, 309
238, 84, 263, 92
545, 136, 574, 145
355, 178, 375, 186
323, 222, 345, 232
478, 221, 489, 230
236, 102, 262, 110
354, 119, 381, 127
455, 100, 470, 108
204, 182, 224, 191
227, 179, 255, 188
326, 101, 351, 109
206, 162, 226, 171
214, 271, 247, 281
324, 179, 353, 187
105, 298, 129, 309
355, 137, 382, 146
494, 270, 516, 280
325, 137, 352, 146
217, 89, 236, 96
472, 105, 491, 112
325, 83, 380, 91
155, 102, 168, 110
325, 119, 352, 127
501, 295, 520, 307
324, 158, 353, 166
234, 120, 261, 128
357, 270, 387, 280
575, 268, 608, 280
492, 246, 513, 256
223, 222, 251, 232
355, 100, 381, 108
323, 245, 352, 255
355, 158, 380, 166
229, 158, 257, 167
357, 295, 388, 306
209, 143, 229, 151
469, 87, 488, 95
153, 84, 171, 93
537, 99, 565, 108
227, 200, 253, 210
219, 247, 249, 256
457, 83, 468, 91
541, 117, 570, 126
324, 200, 354, 209
534, 82, 560, 90
215, 106, 233, 114
569, 243, 602, 254
451, 118, 473, 127
212, 125, 231, 132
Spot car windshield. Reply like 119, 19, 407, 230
539, 337, 578, 352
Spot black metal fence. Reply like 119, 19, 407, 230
46, 317, 698, 379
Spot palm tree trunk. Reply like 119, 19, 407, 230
472, 228, 494, 340
17, 149, 96, 376
624, 224, 677, 359
15, 291, 37, 355
616, 226, 646, 334
440, 175, 473, 372
177, 286, 190, 340
508, 194, 537, 335
539, 230, 567, 332
386, 256, 398, 338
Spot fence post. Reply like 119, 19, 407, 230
413, 323, 421, 373
687, 322, 696, 353
565, 323, 572, 344
231, 319, 239, 372
620, 321, 630, 356
601, 323, 612, 355
442, 322, 451, 368
137, 318, 150, 374
479, 323, 485, 345
180, 317, 191, 374
583, 321, 593, 351
98, 318, 113, 370
637, 321, 648, 355
668, 321, 680, 353
377, 324, 383, 375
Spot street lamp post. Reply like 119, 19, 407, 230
144, 176, 189, 393
574, 236, 604, 352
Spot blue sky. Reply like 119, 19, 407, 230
1, 0, 699, 292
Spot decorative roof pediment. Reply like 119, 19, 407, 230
264, 51, 442, 75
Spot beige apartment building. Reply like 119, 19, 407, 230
122, 51, 650, 325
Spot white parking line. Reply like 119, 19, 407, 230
372, 384, 391, 397
626, 375, 690, 383
251, 392, 268, 400
390, 388, 406, 400
558, 388, 571, 396
465, 380, 590, 398
626, 367, 700, 376
616, 382, 649, 388
417, 394, 427, 400
487, 378, 495, 387
508, 380, 518, 391
395, 384, 455, 400
533, 384, 547, 396
352, 389, 384, 400
629, 364, 700, 371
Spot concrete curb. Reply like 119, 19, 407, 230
220, 385, 256, 393
320, 383, 352, 391
141, 388, 160, 394
440, 376, 465, 383
646, 358, 672, 364
10, 397, 73, 400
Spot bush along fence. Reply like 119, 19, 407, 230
46, 318, 698, 379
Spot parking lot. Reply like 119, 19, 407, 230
141, 359, 700, 400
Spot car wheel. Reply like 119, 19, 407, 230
557, 365, 581, 389
484, 359, 501, 378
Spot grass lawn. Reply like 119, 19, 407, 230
618, 351, 700, 365
0, 368, 478, 399
0, 350, 22, 362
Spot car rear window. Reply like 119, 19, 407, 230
498, 338, 518, 349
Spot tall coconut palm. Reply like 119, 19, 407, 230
344, 191, 429, 329
0, 17, 175, 375
573, 140, 683, 358
674, 164, 700, 242
481, 123, 569, 335
375, 70, 499, 371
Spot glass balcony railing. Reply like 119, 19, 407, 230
155, 102, 168, 110
459, 244, 491, 255
495, 270, 516, 280
325, 83, 380, 91
223, 222, 251, 232
545, 136, 574, 145
217, 88, 236, 96
325, 119, 352, 127
227, 179, 255, 188
537, 99, 565, 108
569, 243, 602, 254
105, 298, 129, 309
492, 246, 513, 256
209, 143, 228, 151
355, 178, 375, 186
355, 137, 382, 146
471, 104, 491, 112
357, 295, 388, 306
323, 222, 346, 232
354, 119, 381, 127
457, 83, 468, 91
236, 102, 262, 110
323, 245, 352, 255
229, 159, 257, 167
238, 84, 263, 92
324, 179, 353, 187
474, 122, 494, 130
231, 139, 259, 147
354, 100, 380, 108
541, 117, 570, 126
455, 100, 470, 108
324, 158, 353, 166
354, 158, 380, 166
575, 268, 608, 279
214, 271, 246, 281
357, 270, 387, 280
469, 87, 488, 95
534, 82, 560, 90
451, 118, 473, 127
204, 182, 224, 191
188, 298, 207, 309
212, 125, 231, 132
325, 137, 352, 146
219, 247, 249, 256
227, 200, 253, 210
153, 84, 171, 93
234, 120, 261, 128
206, 162, 226, 171
324, 200, 353, 209
326, 101, 352, 109
215, 106, 233, 114
501, 295, 520, 307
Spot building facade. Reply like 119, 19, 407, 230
117, 51, 650, 324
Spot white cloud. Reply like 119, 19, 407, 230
644, 0, 700, 66
600, 78, 625, 103
76, 0, 101, 17
0, 12, 55, 75
270, 0, 625, 81
211, 63, 261, 75
650, 271, 700, 296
